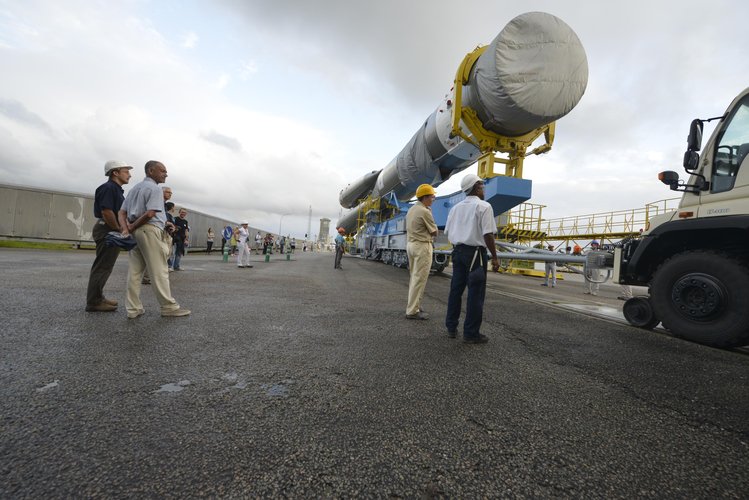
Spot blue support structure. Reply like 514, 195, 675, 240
358, 176, 532, 271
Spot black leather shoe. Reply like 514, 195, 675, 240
447, 329, 457, 339
463, 334, 488, 344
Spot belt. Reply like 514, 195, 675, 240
455, 244, 485, 250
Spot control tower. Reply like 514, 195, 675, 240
318, 218, 330, 244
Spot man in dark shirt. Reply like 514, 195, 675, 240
172, 208, 189, 270
85, 160, 133, 312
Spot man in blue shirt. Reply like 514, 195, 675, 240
85, 160, 132, 312
172, 208, 189, 270
334, 227, 346, 269
118, 161, 190, 319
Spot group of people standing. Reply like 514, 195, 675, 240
542, 240, 630, 299
404, 174, 498, 344
399, 173, 633, 344
336, 174, 499, 345
219, 225, 301, 268
85, 160, 190, 318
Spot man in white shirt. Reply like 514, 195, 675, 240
118, 161, 190, 318
236, 222, 252, 268
444, 174, 499, 344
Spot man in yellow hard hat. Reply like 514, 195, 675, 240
405, 184, 438, 320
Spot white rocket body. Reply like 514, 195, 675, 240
338, 12, 588, 231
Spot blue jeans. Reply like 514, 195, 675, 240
172, 243, 184, 269
446, 245, 487, 339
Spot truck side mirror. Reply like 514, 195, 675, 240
683, 150, 700, 170
658, 170, 680, 190
687, 119, 703, 152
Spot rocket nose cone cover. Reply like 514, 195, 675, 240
472, 11, 589, 136
339, 170, 381, 208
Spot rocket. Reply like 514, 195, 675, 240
337, 12, 588, 233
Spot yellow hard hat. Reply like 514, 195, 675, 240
415, 184, 436, 198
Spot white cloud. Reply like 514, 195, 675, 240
239, 60, 258, 80
215, 73, 230, 89
181, 31, 198, 48
2, 0, 749, 238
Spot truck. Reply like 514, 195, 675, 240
615, 87, 749, 348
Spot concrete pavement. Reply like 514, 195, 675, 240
1, 248, 747, 497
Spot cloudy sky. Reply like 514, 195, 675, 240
1, 0, 748, 238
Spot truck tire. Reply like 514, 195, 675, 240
622, 297, 659, 329
650, 251, 749, 347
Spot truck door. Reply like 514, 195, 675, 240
699, 94, 749, 216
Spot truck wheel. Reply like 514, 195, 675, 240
650, 251, 749, 347
622, 297, 659, 329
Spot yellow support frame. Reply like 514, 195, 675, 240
451, 46, 555, 180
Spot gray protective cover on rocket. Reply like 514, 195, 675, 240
337, 12, 588, 232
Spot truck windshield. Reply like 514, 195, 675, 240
712, 97, 749, 193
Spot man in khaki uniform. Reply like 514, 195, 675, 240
118, 161, 190, 319
405, 184, 438, 320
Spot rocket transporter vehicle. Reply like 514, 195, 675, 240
338, 12, 588, 268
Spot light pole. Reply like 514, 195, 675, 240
278, 213, 290, 237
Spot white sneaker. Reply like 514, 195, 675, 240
127, 308, 145, 319
161, 308, 191, 317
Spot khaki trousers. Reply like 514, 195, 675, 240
406, 241, 433, 315
126, 224, 179, 314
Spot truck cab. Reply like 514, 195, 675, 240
616, 87, 749, 347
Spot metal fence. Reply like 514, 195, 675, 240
0, 183, 271, 249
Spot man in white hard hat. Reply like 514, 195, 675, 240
444, 174, 500, 344
405, 183, 438, 320
118, 161, 190, 318
85, 160, 133, 312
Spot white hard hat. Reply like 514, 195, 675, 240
104, 160, 132, 176
460, 174, 483, 194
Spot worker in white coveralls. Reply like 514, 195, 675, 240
542, 244, 557, 287
405, 184, 438, 320
584, 240, 602, 295
235, 222, 252, 268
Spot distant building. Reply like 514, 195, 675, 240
318, 218, 330, 244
